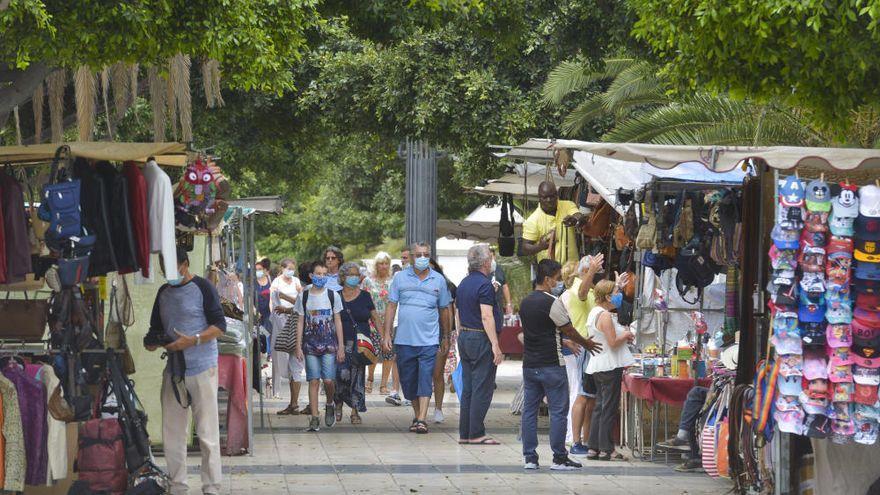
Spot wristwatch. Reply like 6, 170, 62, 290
195, 333, 201, 346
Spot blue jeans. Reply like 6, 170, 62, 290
396, 344, 438, 400
521, 366, 569, 464
458, 331, 497, 440
305, 353, 336, 381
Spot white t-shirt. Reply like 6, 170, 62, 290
293, 286, 343, 316
270, 276, 302, 310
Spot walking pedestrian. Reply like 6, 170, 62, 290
382, 242, 451, 434
323, 246, 344, 292
585, 279, 635, 461
519, 259, 601, 471
455, 244, 504, 444
294, 261, 345, 431
363, 252, 395, 395
335, 262, 382, 424
489, 247, 514, 316
255, 260, 273, 354
430, 258, 457, 424
144, 247, 224, 495
271, 258, 305, 413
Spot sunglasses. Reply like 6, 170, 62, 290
325, 255, 338, 260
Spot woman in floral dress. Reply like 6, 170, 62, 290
363, 251, 395, 394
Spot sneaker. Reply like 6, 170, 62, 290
325, 404, 336, 428
658, 436, 691, 451
523, 460, 539, 470
675, 459, 703, 473
403, 399, 412, 406
433, 409, 445, 424
385, 393, 402, 406
550, 457, 583, 471
307, 416, 320, 432
570, 443, 589, 456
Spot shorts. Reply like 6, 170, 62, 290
305, 353, 336, 381
395, 344, 438, 400
288, 354, 306, 383
577, 351, 596, 398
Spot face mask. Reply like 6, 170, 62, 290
550, 280, 565, 296
345, 275, 360, 288
167, 276, 183, 286
284, 269, 295, 278
256, 270, 265, 279
610, 293, 623, 309
414, 256, 430, 271
490, 260, 497, 274
311, 275, 328, 289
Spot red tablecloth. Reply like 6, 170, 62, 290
499, 324, 523, 355
218, 354, 248, 455
622, 374, 711, 406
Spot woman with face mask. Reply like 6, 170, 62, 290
583, 279, 635, 461
255, 261, 273, 354
271, 259, 305, 411
334, 262, 383, 424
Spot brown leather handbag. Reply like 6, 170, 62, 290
580, 200, 613, 239
0, 292, 48, 341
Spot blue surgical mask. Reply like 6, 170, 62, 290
284, 269, 295, 278
311, 275, 328, 289
256, 270, 265, 279
551, 281, 565, 296
167, 275, 183, 286
610, 293, 623, 309
414, 256, 430, 271
345, 275, 360, 288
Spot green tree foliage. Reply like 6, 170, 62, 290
627, 0, 880, 126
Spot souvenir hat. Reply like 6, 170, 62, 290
800, 289, 824, 306
854, 278, 880, 294
851, 342, 880, 369
778, 374, 804, 396
827, 304, 853, 324
773, 334, 804, 355
776, 394, 801, 412
854, 308, 880, 329
857, 292, 880, 311
803, 349, 829, 380
855, 403, 880, 421
806, 179, 832, 212
834, 401, 853, 421
854, 365, 880, 386
826, 254, 852, 289
827, 236, 854, 255
800, 390, 830, 415
777, 205, 804, 230
828, 359, 853, 383
800, 230, 828, 249
827, 323, 853, 348
805, 211, 830, 233
767, 276, 796, 296
834, 185, 860, 217
775, 409, 805, 435
798, 300, 826, 323
801, 322, 827, 346
772, 225, 800, 250
807, 378, 830, 400
854, 384, 879, 405
773, 312, 800, 338
856, 215, 880, 240
779, 176, 805, 207
803, 413, 832, 438
800, 245, 826, 272
801, 272, 826, 294
769, 245, 798, 270
853, 416, 879, 445
779, 354, 804, 377
855, 238, 880, 263
828, 346, 853, 365
825, 287, 853, 308
855, 261, 880, 281
833, 382, 854, 402
832, 417, 856, 436
859, 185, 880, 217
772, 284, 799, 309
830, 216, 856, 237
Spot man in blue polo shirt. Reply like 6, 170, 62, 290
456, 244, 504, 444
382, 242, 451, 434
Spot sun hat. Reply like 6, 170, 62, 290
854, 366, 880, 386
827, 323, 853, 348
769, 245, 798, 271
778, 375, 804, 396
773, 334, 804, 355
857, 292, 880, 311
772, 225, 800, 250
854, 384, 879, 406
779, 176, 805, 207
775, 409, 805, 435
779, 354, 804, 377
801, 322, 827, 346
853, 416, 879, 445
800, 230, 828, 249
803, 348, 829, 380
805, 179, 832, 212
833, 382, 854, 403
777, 205, 804, 230
859, 185, 880, 217
804, 211, 829, 233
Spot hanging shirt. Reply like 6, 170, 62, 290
0, 374, 23, 492
3, 366, 46, 486
143, 159, 176, 280
29, 365, 66, 484
124, 163, 151, 278
522, 199, 580, 264
0, 171, 32, 282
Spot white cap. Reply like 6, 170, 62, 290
860, 185, 880, 218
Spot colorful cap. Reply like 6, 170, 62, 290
853, 416, 879, 445
852, 342, 880, 369
855, 404, 880, 421
803, 348, 829, 380
800, 245, 826, 273
827, 304, 854, 325
827, 323, 853, 348
827, 236, 854, 255
828, 359, 853, 383
859, 185, 880, 218
772, 225, 800, 250
805, 211, 829, 233
854, 365, 880, 386
826, 254, 852, 290
772, 284, 799, 309
855, 278, 880, 294
803, 413, 832, 438
834, 401, 853, 421
779, 176, 805, 207
857, 292, 880, 311
855, 261, 880, 281
779, 354, 804, 377
800, 390, 830, 415
830, 216, 856, 237
776, 409, 805, 435
801, 322, 827, 346
800, 272, 827, 294
854, 308, 880, 329
805, 179, 832, 212
832, 417, 856, 436
833, 185, 860, 218
773, 334, 804, 355
807, 378, 830, 400
855, 237, 880, 263
828, 346, 853, 365
777, 205, 804, 230
854, 383, 879, 405
769, 245, 798, 271
773, 312, 800, 338
776, 393, 801, 412
800, 230, 828, 249
798, 300, 826, 323
856, 216, 880, 241
778, 375, 804, 396
833, 382, 854, 403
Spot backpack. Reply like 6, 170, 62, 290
39, 147, 83, 248
300, 289, 336, 326
675, 236, 717, 304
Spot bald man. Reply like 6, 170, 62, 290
520, 181, 582, 264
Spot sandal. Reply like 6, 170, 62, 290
351, 413, 362, 425
469, 437, 500, 445
586, 450, 600, 460
366, 381, 373, 394
335, 405, 343, 422
415, 421, 429, 434
276, 405, 296, 415
597, 452, 625, 461
380, 385, 389, 395
409, 419, 419, 432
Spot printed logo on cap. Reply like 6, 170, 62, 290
856, 216, 880, 241
854, 383, 880, 406
775, 409, 805, 435
853, 366, 880, 386
806, 179, 832, 212
779, 176, 805, 207
778, 375, 804, 396
833, 382, 854, 402
859, 185, 880, 218
827, 323, 853, 348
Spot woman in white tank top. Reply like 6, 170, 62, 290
584, 280, 634, 460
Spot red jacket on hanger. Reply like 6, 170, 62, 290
123, 162, 150, 277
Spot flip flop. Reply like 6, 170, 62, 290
469, 438, 501, 445
458, 439, 470, 444
351, 414, 362, 425
276, 405, 295, 415
415, 421, 429, 434
409, 419, 419, 432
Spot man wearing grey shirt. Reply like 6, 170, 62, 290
145, 247, 225, 495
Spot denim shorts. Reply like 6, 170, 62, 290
305, 353, 336, 381
395, 344, 438, 400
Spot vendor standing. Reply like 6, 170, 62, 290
520, 181, 582, 265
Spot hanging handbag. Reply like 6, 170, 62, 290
498, 193, 516, 257
635, 192, 657, 250
0, 272, 45, 292
105, 285, 136, 375
0, 292, 48, 341
39, 147, 82, 244
580, 199, 613, 239
273, 313, 297, 355
77, 417, 128, 493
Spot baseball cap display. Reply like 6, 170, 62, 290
772, 284, 799, 309
827, 236, 854, 255
780, 354, 804, 377
800, 245, 826, 272
801, 322, 827, 346
776, 409, 805, 435
826, 254, 852, 289
827, 324, 853, 348
800, 230, 828, 249
854, 416, 879, 445
854, 366, 880, 386
779, 176, 805, 207
798, 300, 826, 323
828, 360, 854, 383
800, 272, 826, 294
851, 342, 880, 368
806, 179, 832, 212
777, 205, 804, 230
855, 404, 880, 421
773, 312, 800, 337
769, 245, 798, 270
804, 211, 829, 233
856, 292, 880, 311
773, 334, 804, 355
855, 238, 880, 263
827, 304, 853, 325
803, 349, 829, 380
854, 308, 880, 329
803, 413, 832, 438
855, 216, 880, 241
778, 375, 804, 396
833, 382, 854, 402
776, 394, 802, 412
772, 225, 800, 250
855, 261, 880, 281
854, 383, 879, 406
833, 185, 860, 217
859, 185, 880, 217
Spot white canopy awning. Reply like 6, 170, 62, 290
0, 142, 188, 167
438, 204, 522, 242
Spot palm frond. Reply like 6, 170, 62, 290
541, 60, 592, 104
561, 93, 607, 136
148, 66, 166, 142
604, 61, 666, 113
47, 70, 66, 143
74, 66, 96, 142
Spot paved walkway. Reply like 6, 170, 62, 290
166, 361, 731, 494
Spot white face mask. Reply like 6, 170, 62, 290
490, 260, 497, 274
284, 269, 295, 278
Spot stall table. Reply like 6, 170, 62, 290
621, 373, 711, 462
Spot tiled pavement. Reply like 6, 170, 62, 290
162, 361, 731, 494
